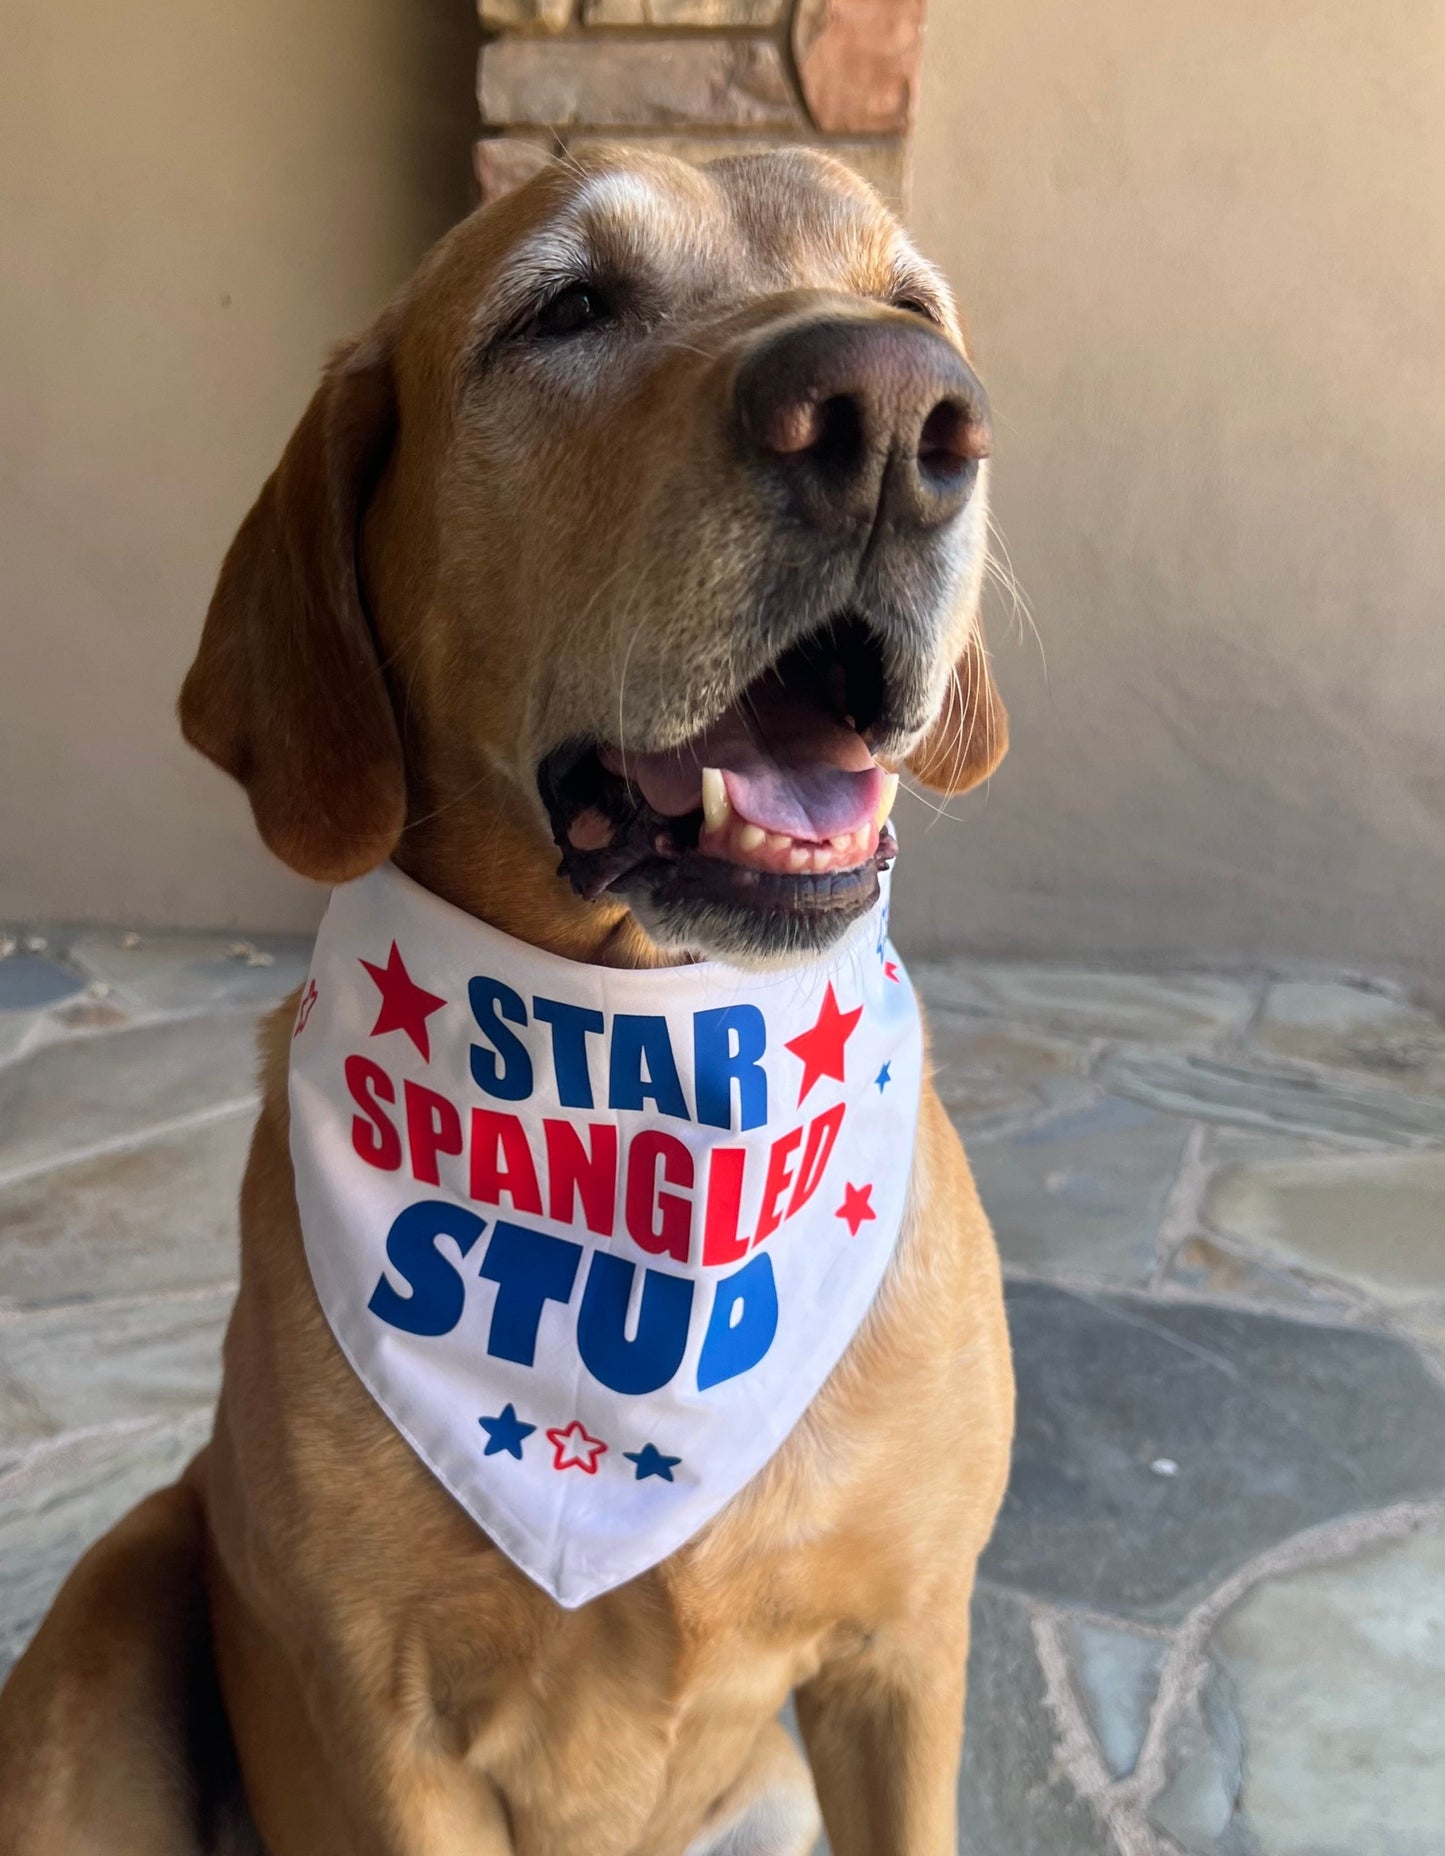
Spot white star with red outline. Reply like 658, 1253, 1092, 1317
546, 1420, 608, 1474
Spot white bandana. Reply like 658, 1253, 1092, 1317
288, 862, 922, 1607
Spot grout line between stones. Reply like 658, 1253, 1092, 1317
0, 1280, 238, 1328
0, 1096, 260, 1193
1029, 1609, 1168, 1856
1145, 1121, 1209, 1292
0, 993, 295, 1077
0, 1408, 214, 1494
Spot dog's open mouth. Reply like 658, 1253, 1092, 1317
538, 614, 900, 925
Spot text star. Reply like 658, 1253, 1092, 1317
875, 1062, 892, 1093
547, 1420, 608, 1475
836, 1181, 877, 1238
786, 982, 863, 1104
624, 1443, 682, 1483
478, 1403, 535, 1460
359, 941, 446, 1061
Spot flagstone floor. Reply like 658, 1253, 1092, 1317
2, 927, 1444, 1855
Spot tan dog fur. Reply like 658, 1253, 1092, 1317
0, 148, 1013, 1856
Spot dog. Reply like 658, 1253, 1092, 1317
0, 146, 1013, 1856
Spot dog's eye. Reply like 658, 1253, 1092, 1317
533, 283, 612, 338
892, 296, 940, 325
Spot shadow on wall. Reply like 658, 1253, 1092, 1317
0, 0, 479, 936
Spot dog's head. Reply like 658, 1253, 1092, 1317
181, 147, 1005, 965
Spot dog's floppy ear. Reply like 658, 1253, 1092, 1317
179, 323, 406, 882
905, 626, 1008, 795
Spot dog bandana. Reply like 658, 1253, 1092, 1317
288, 861, 922, 1607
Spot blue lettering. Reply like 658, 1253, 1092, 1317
576, 1252, 694, 1395
693, 1004, 768, 1132
696, 1252, 779, 1390
468, 978, 533, 1101
477, 1220, 582, 1366
368, 1200, 486, 1338
608, 1015, 690, 1121
532, 996, 604, 1109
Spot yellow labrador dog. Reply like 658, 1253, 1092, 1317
0, 148, 1013, 1856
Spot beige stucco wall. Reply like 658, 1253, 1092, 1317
896, 0, 1445, 985
0, 0, 475, 932
4, 0, 1442, 984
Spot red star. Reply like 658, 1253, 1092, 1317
836, 1181, 877, 1238
292, 977, 319, 1039
785, 982, 863, 1103
547, 1420, 608, 1475
883, 960, 901, 984
359, 942, 446, 1061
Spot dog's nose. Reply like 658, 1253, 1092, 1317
735, 316, 990, 534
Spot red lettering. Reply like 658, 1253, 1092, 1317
787, 1102, 846, 1219
753, 1126, 803, 1246
544, 1119, 617, 1237
625, 1131, 694, 1263
469, 1108, 543, 1214
404, 1080, 463, 1187
346, 1055, 401, 1171
701, 1146, 749, 1266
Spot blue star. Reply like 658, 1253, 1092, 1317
478, 1403, 535, 1459
875, 1062, 892, 1092
624, 1443, 682, 1483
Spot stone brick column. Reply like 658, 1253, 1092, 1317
476, 0, 927, 212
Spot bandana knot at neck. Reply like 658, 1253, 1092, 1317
289, 862, 923, 1607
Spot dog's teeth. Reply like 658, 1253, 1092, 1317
765, 832, 790, 852
788, 846, 811, 871
875, 773, 900, 829
701, 767, 729, 833
737, 823, 766, 852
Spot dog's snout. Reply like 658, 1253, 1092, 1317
735, 317, 990, 534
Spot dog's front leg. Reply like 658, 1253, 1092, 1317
793, 1614, 971, 1856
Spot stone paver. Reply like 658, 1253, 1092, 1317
66, 931, 310, 1016
968, 1095, 1192, 1285
1206, 1518, 1445, 1855
0, 1415, 212, 1679
1148, 1662, 1248, 1854
1253, 979, 1445, 1096
1205, 1149, 1445, 1308
0, 1292, 231, 1450
0, 1011, 262, 1179
0, 950, 85, 1013
912, 960, 1258, 1046
1097, 1044, 1445, 1146
1064, 1615, 1168, 1781
1163, 1232, 1349, 1312
985, 1283, 1445, 1621
1, 941, 1442, 1851
0, 1111, 250, 1310
926, 1014, 1095, 1138
954, 1587, 1117, 1855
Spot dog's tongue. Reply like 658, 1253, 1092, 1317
606, 685, 883, 843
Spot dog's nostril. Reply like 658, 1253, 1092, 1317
757, 393, 864, 468
918, 399, 991, 473
759, 396, 825, 456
